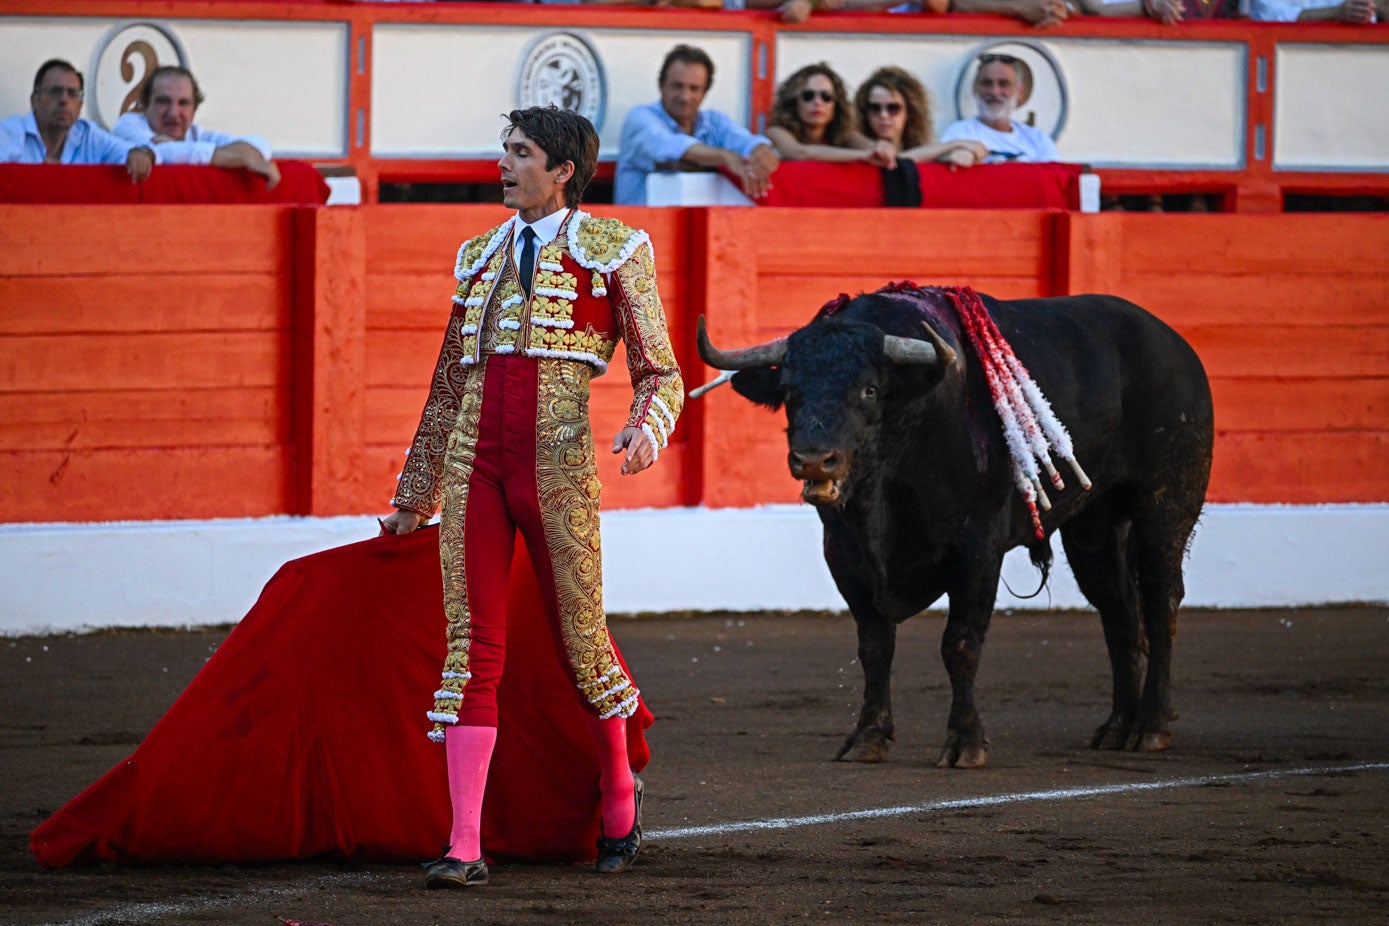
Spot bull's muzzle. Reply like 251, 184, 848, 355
790, 448, 846, 506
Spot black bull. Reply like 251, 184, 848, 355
697, 285, 1214, 767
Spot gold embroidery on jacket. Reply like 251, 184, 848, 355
574, 216, 634, 267
427, 362, 487, 742
414, 216, 683, 737
535, 358, 638, 719
391, 306, 473, 516
613, 243, 685, 449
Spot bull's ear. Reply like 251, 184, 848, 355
731, 367, 783, 410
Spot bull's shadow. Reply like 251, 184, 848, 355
696, 283, 1213, 768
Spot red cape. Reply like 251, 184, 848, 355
30, 526, 653, 868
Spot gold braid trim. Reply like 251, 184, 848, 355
391, 305, 474, 517
613, 242, 685, 453
394, 221, 511, 516
427, 362, 487, 742
535, 358, 639, 719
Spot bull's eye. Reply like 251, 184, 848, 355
861, 386, 878, 401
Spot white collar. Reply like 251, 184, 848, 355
515, 207, 569, 249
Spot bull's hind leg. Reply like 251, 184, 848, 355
1059, 501, 1145, 751
1127, 499, 1202, 752
937, 557, 1003, 769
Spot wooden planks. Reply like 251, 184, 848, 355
1065, 212, 1389, 506
3, 203, 1386, 523
1, 205, 297, 520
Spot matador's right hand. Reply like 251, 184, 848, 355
378, 509, 426, 536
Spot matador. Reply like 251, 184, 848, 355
380, 107, 684, 887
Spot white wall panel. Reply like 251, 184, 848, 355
370, 26, 756, 159
1275, 44, 1389, 171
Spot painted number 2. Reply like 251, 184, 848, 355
118, 41, 158, 115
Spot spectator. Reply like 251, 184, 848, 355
114, 66, 280, 190
948, 0, 1073, 26
0, 59, 155, 181
769, 0, 950, 25
615, 44, 779, 204
1079, 0, 1237, 23
1249, 0, 1384, 20
940, 54, 1059, 163
766, 63, 895, 166
854, 66, 988, 168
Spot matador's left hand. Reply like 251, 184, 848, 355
612, 427, 655, 476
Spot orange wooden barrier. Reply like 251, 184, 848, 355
1062, 212, 1389, 504
2, 204, 1385, 524
0, 205, 296, 522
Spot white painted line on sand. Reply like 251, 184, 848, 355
51, 872, 379, 926
648, 761, 1389, 841
44, 761, 1388, 925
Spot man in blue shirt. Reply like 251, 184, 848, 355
0, 59, 155, 181
614, 44, 779, 205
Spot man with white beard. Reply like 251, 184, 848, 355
940, 53, 1059, 164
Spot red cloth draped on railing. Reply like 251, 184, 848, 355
30, 526, 653, 868
756, 161, 1084, 210
0, 161, 331, 205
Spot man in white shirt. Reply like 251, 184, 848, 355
940, 54, 1060, 164
615, 44, 779, 205
0, 59, 155, 180
1250, 0, 1382, 19
114, 66, 279, 189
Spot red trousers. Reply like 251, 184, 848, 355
450, 355, 602, 726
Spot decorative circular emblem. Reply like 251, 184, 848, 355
88, 21, 188, 131
954, 41, 1068, 140
516, 31, 607, 132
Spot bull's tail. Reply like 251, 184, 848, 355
1003, 538, 1054, 601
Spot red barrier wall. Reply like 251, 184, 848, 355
2, 204, 1385, 523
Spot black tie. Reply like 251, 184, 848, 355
518, 226, 537, 296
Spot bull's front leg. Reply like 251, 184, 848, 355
836, 608, 897, 763
825, 530, 897, 763
937, 560, 1002, 769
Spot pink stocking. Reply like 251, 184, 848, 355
584, 712, 636, 836
444, 724, 498, 861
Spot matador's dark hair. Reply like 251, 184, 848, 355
503, 106, 599, 208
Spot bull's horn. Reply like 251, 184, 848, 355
696, 315, 788, 370
883, 334, 942, 366
920, 321, 958, 368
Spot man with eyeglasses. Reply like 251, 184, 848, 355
113, 66, 280, 190
0, 59, 156, 181
940, 54, 1060, 164
615, 44, 780, 204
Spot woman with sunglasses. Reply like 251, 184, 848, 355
853, 67, 988, 169
766, 63, 895, 166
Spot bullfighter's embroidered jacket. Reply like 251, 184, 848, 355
391, 210, 685, 519
390, 210, 683, 738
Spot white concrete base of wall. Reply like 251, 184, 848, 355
1, 503, 1385, 636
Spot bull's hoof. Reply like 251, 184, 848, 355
1092, 712, 1173, 752
936, 734, 989, 769
1090, 720, 1130, 751
835, 726, 892, 763
1135, 730, 1172, 752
